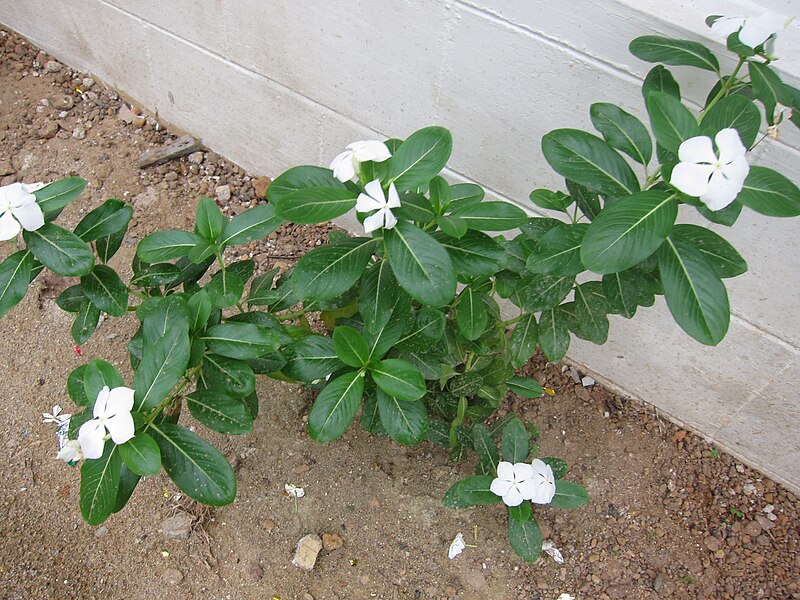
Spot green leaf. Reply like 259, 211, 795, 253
646, 92, 700, 154
501, 416, 530, 463
56, 284, 85, 313
508, 501, 532, 523
590, 102, 653, 165
393, 192, 436, 223
508, 515, 543, 562
137, 230, 202, 262
308, 370, 364, 442
83, 359, 124, 402
455, 287, 488, 341
542, 129, 639, 198
95, 229, 125, 263
602, 270, 642, 319
283, 335, 342, 381
507, 376, 543, 398
34, 177, 87, 214
509, 313, 538, 368
67, 365, 91, 407
370, 358, 425, 402
149, 422, 236, 505
385, 221, 455, 307
79, 444, 122, 525
384, 126, 452, 192
140, 295, 190, 345
472, 423, 500, 476
581, 190, 677, 274
538, 308, 570, 362
697, 200, 743, 227
187, 388, 253, 434
513, 274, 574, 312
449, 201, 528, 231
74, 199, 133, 242
113, 465, 140, 514
526, 223, 588, 276
748, 62, 788, 125
569, 282, 610, 344
359, 260, 400, 333
119, 432, 161, 476
0, 250, 34, 319
81, 265, 128, 316
701, 94, 761, 147
72, 300, 101, 345
671, 225, 747, 278
549, 480, 590, 509
220, 204, 283, 246
541, 457, 569, 479
247, 268, 280, 306
194, 196, 227, 243
205, 269, 244, 309
133, 328, 191, 411
658, 235, 729, 345
202, 354, 256, 398
737, 166, 800, 217
642, 65, 681, 100
23, 223, 94, 277
333, 325, 371, 367
435, 230, 506, 278
267, 165, 349, 204
130, 263, 181, 288
292, 237, 376, 302
271, 186, 357, 224
629, 35, 719, 73
437, 214, 468, 238
566, 180, 602, 222
442, 475, 501, 508
376, 388, 428, 445
529, 189, 572, 212
396, 307, 446, 352
202, 322, 282, 360
188, 240, 218, 265
450, 183, 485, 209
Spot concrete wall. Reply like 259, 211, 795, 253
2, 1, 799, 491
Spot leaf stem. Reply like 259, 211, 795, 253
143, 362, 203, 426
703, 57, 746, 117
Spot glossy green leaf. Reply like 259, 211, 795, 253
283, 335, 342, 381
359, 260, 399, 333
384, 126, 452, 192
541, 457, 569, 479
202, 322, 282, 360
67, 365, 91, 407
434, 230, 506, 278
360, 389, 385, 435
74, 199, 132, 242
83, 359, 124, 402
149, 422, 236, 505
79, 444, 121, 525
737, 166, 800, 217
629, 35, 719, 72
658, 235, 729, 345
137, 230, 202, 262
527, 223, 588, 276
119, 432, 161, 476
72, 300, 101, 345
395, 307, 446, 353
133, 328, 191, 411
642, 65, 681, 100
602, 270, 642, 319
501, 416, 530, 463
267, 165, 349, 204
187, 388, 253, 435
538, 308, 570, 362
513, 274, 574, 312
442, 475, 501, 508
701, 94, 761, 147
23, 223, 94, 276
590, 102, 653, 165
437, 214, 468, 238
749, 62, 788, 125
34, 177, 87, 214
205, 269, 244, 309
247, 268, 280, 306
272, 186, 357, 224
549, 480, 590, 509
96, 229, 125, 264
472, 424, 500, 476
507, 376, 543, 398
308, 370, 364, 442
333, 325, 371, 367
292, 237, 376, 302
202, 354, 256, 398
542, 129, 639, 198
140, 295, 190, 345
376, 388, 428, 445
509, 313, 538, 368
529, 189, 572, 212
81, 265, 128, 316
194, 196, 227, 243
0, 250, 34, 319
113, 465, 140, 514
456, 287, 488, 341
219, 204, 283, 246
55, 284, 85, 313
671, 224, 747, 278
581, 190, 677, 274
646, 92, 700, 154
370, 358, 425, 402
449, 201, 528, 231
130, 263, 181, 288
385, 221, 455, 307
508, 515, 543, 562
569, 282, 610, 344
449, 183, 485, 209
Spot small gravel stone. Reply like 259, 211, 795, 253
44, 60, 62, 73
704, 536, 721, 552
37, 120, 59, 139
321, 532, 343, 551
161, 568, 184, 585
215, 184, 231, 203
292, 534, 323, 571
160, 513, 194, 540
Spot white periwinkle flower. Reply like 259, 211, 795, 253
0, 182, 46, 241
42, 404, 71, 426
529, 458, 557, 505
710, 12, 791, 52
355, 179, 401, 234
490, 461, 536, 507
329, 140, 392, 183
57, 439, 84, 463
77, 386, 135, 459
670, 128, 750, 211
284, 483, 305, 498
448, 532, 466, 559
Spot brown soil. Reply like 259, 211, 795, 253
1, 27, 798, 600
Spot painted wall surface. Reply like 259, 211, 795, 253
2, 0, 799, 490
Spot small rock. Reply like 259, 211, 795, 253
322, 532, 343, 552
215, 184, 231, 204
160, 513, 194, 540
253, 176, 271, 199
292, 534, 323, 571
50, 95, 74, 110
743, 520, 762, 537
703, 536, 721, 552
188, 151, 204, 165
118, 104, 139, 124
72, 127, 86, 140
44, 60, 62, 73
94, 526, 109, 538
81, 77, 95, 89
138, 135, 201, 168
0, 160, 15, 177
132, 115, 147, 129
161, 568, 184, 585
37, 120, 59, 139
261, 518, 276, 532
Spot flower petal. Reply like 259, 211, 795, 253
530, 477, 557, 504
670, 162, 714, 197
722, 156, 750, 187
496, 461, 514, 481
20, 182, 46, 194
710, 15, 745, 39
331, 151, 356, 183
512, 462, 534, 482
105, 412, 135, 445
503, 485, 525, 507
57, 440, 84, 462
701, 170, 743, 211
739, 12, 787, 48
448, 533, 466, 559
0, 211, 21, 241
93, 386, 111, 419
78, 420, 106, 460
678, 135, 717, 164
12, 200, 44, 231
516, 478, 537, 501
530, 458, 550, 477
351, 140, 392, 163
105, 386, 135, 415
386, 182, 401, 209
355, 192, 382, 213
382, 208, 398, 230
363, 209, 386, 234
716, 128, 747, 163
490, 477, 512, 497
364, 179, 386, 204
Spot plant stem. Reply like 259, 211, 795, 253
500, 313, 528, 328
448, 395, 468, 448
702, 57, 746, 117
143, 362, 203, 425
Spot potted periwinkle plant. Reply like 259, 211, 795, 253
0, 12, 797, 563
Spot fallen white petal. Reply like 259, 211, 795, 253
448, 533, 466, 559
285, 483, 305, 498
542, 540, 565, 564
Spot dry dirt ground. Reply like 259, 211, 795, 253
0, 27, 798, 600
